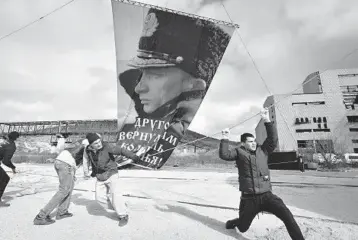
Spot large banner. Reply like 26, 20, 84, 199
111, 0, 234, 169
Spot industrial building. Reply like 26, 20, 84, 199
256, 68, 358, 159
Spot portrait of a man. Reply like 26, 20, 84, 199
115, 7, 233, 168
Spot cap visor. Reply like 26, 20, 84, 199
128, 56, 175, 68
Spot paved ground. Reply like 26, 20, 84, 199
1, 164, 358, 240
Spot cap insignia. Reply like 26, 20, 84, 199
141, 12, 159, 37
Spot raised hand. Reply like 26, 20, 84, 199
135, 146, 148, 157
221, 128, 230, 139
260, 108, 270, 123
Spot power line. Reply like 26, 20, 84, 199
220, 3, 272, 95
0, 0, 77, 42
144, 47, 357, 159
220, 0, 300, 147
1, 0, 356, 165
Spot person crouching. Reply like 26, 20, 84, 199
82, 133, 144, 226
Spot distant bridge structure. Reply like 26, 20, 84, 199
0, 119, 212, 151
0, 119, 119, 144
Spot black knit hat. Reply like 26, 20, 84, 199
86, 133, 100, 145
8, 131, 20, 141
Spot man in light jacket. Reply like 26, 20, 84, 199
33, 134, 89, 225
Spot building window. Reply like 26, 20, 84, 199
340, 85, 358, 110
313, 129, 331, 132
295, 118, 300, 124
292, 101, 325, 106
323, 117, 327, 122
324, 123, 328, 129
355, 148, 358, 153
350, 128, 358, 132
297, 140, 314, 148
296, 129, 312, 133
292, 102, 307, 106
352, 139, 358, 144
305, 117, 309, 123
347, 116, 358, 123
313, 117, 317, 123
317, 117, 322, 123
318, 124, 321, 129
308, 101, 325, 105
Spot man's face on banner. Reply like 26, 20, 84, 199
134, 67, 189, 114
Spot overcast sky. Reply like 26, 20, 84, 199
0, 0, 357, 140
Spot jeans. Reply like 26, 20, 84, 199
0, 166, 10, 200
231, 191, 304, 240
38, 160, 75, 218
95, 173, 127, 217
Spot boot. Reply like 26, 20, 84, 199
0, 200, 10, 207
225, 218, 239, 229
118, 214, 129, 226
56, 212, 73, 220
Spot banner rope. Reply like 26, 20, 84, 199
139, 0, 358, 161
0, 0, 77, 42
220, 0, 299, 156
145, 47, 358, 159
136, 0, 357, 159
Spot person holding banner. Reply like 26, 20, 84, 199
116, 8, 232, 169
82, 133, 145, 226
219, 108, 305, 240
0, 131, 20, 207
33, 134, 89, 225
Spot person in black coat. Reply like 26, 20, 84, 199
0, 131, 20, 207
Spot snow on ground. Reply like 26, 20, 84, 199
1, 163, 357, 240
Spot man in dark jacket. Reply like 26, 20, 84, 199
83, 133, 144, 226
219, 108, 304, 240
0, 131, 20, 207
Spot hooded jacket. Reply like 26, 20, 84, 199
219, 122, 278, 194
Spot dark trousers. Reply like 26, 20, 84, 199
229, 191, 304, 240
0, 166, 10, 200
299, 162, 305, 172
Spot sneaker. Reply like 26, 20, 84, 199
56, 212, 73, 220
225, 219, 238, 229
118, 214, 129, 226
33, 215, 55, 225
0, 201, 10, 207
